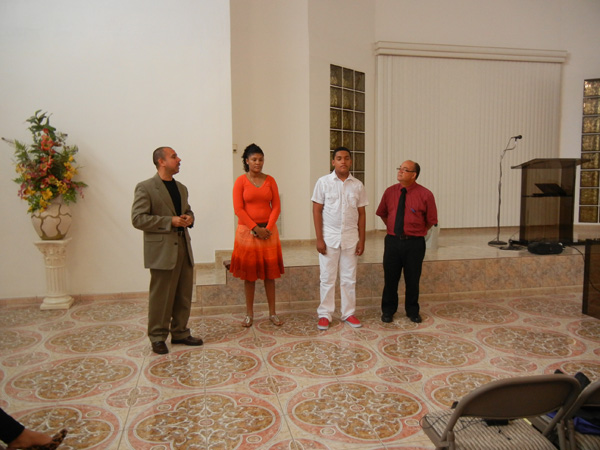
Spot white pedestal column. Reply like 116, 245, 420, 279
34, 238, 74, 310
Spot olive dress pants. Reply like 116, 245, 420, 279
148, 233, 193, 343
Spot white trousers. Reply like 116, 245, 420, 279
317, 245, 358, 321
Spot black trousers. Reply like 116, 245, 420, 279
1, 407, 24, 445
381, 234, 426, 318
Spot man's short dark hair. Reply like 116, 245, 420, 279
414, 162, 421, 179
332, 146, 351, 159
153, 147, 169, 168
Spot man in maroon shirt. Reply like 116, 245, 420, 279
376, 160, 438, 323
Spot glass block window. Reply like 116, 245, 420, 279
580, 79, 600, 223
330, 64, 365, 183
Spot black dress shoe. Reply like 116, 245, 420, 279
151, 341, 169, 354
172, 335, 203, 346
409, 314, 422, 323
381, 314, 393, 323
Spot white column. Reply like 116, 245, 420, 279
34, 238, 74, 310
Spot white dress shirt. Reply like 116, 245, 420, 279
311, 171, 368, 249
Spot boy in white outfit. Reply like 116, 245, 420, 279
311, 147, 368, 330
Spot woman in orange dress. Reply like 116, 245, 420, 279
230, 144, 284, 327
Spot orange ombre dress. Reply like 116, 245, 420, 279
229, 174, 284, 282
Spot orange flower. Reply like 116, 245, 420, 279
5, 111, 87, 214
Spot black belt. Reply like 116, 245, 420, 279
395, 234, 422, 240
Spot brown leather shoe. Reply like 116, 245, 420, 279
171, 335, 203, 346
151, 341, 169, 354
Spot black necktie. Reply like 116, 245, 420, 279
394, 187, 407, 237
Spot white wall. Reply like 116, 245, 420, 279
373, 0, 600, 223
557, 0, 600, 159
231, 0, 377, 239
307, 0, 377, 233
230, 0, 311, 239
372, 0, 600, 161
374, 0, 567, 49
3, 0, 599, 300
232, 0, 600, 240
0, 0, 233, 299
376, 54, 564, 229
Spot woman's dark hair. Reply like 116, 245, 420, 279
242, 143, 264, 172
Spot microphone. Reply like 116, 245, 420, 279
489, 134, 522, 247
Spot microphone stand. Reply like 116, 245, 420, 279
488, 136, 520, 247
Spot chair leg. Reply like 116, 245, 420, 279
557, 420, 567, 450
448, 430, 456, 450
567, 420, 576, 450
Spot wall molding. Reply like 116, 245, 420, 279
374, 41, 568, 63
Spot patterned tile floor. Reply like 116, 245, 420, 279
1, 291, 599, 449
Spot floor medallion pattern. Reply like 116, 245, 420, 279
6, 356, 136, 401
146, 348, 261, 389
0, 329, 41, 354
380, 333, 484, 367
13, 404, 118, 449
288, 381, 425, 444
188, 316, 248, 344
434, 322, 473, 335
268, 340, 375, 377
341, 327, 381, 341
38, 320, 77, 332
267, 439, 330, 450
431, 301, 518, 324
249, 375, 297, 395
0, 306, 65, 328
361, 308, 429, 330
509, 296, 581, 318
476, 325, 586, 357
0, 292, 598, 449
106, 386, 161, 408
2, 351, 49, 367
46, 324, 146, 354
488, 355, 538, 373
239, 335, 278, 349
546, 360, 600, 380
71, 300, 147, 322
567, 318, 600, 343
257, 312, 341, 338
424, 370, 503, 407
375, 365, 423, 384
523, 317, 562, 329
129, 392, 281, 449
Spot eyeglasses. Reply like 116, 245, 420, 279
397, 167, 415, 173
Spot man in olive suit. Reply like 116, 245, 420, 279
132, 146, 203, 354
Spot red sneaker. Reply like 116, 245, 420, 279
344, 315, 362, 328
317, 317, 329, 330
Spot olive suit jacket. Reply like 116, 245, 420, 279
131, 173, 194, 269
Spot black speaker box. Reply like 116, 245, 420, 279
527, 241, 564, 255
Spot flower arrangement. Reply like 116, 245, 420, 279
2, 111, 87, 214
